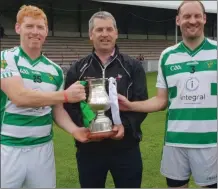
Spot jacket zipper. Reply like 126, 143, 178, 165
94, 55, 118, 79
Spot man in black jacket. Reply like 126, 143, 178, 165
64, 11, 148, 188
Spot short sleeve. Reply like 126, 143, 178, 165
1, 50, 21, 79
156, 52, 167, 89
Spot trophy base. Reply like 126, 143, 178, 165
89, 113, 113, 133
88, 130, 117, 140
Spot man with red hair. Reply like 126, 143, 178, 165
0, 5, 90, 188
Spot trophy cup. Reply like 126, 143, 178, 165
87, 78, 117, 139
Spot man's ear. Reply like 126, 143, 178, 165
89, 30, 93, 41
115, 28, 118, 40
203, 13, 207, 25
176, 15, 180, 26
15, 23, 21, 35
45, 26, 48, 37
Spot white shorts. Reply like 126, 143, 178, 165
1, 140, 56, 188
160, 145, 217, 186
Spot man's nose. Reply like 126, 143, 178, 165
32, 26, 39, 34
189, 16, 197, 24
101, 29, 109, 36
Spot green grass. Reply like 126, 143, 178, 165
53, 72, 197, 188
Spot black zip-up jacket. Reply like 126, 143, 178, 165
64, 46, 148, 151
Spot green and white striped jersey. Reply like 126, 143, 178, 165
1, 46, 64, 146
156, 38, 217, 148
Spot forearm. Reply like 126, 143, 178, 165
14, 89, 65, 108
53, 104, 78, 134
130, 96, 167, 113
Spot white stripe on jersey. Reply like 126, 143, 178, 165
1, 124, 52, 138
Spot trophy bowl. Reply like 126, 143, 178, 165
87, 78, 117, 140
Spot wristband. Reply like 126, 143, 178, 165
63, 91, 68, 103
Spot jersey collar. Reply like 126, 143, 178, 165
19, 46, 43, 66
181, 37, 207, 57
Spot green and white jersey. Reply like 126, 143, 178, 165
1, 46, 64, 146
156, 38, 217, 148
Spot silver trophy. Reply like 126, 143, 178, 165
87, 78, 115, 139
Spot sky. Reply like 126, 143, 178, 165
94, 1, 217, 14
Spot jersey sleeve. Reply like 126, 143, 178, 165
156, 52, 167, 89
1, 50, 21, 79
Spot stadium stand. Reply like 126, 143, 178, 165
1, 36, 174, 63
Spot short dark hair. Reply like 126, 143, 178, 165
177, 1, 206, 15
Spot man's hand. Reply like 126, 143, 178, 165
111, 124, 125, 140
65, 81, 86, 103
118, 94, 132, 111
71, 126, 90, 143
